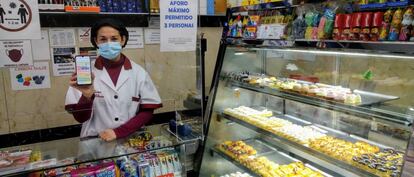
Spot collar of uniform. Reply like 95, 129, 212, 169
94, 54, 132, 70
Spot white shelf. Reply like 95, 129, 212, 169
295, 39, 414, 45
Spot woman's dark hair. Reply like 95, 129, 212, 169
90, 18, 129, 48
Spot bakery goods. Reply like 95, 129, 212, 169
309, 136, 380, 163
352, 149, 403, 177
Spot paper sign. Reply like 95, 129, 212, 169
49, 28, 76, 47
257, 24, 286, 39
144, 28, 160, 44
160, 0, 198, 52
10, 62, 51, 90
0, 0, 41, 40
126, 28, 144, 49
52, 47, 76, 76
31, 30, 51, 61
78, 28, 92, 46
0, 40, 33, 67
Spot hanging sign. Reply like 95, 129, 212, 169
0, 0, 41, 40
160, 0, 198, 52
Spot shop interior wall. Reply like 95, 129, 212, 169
0, 27, 222, 134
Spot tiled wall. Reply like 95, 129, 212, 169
0, 27, 222, 134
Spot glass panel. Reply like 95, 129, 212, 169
0, 124, 183, 176
200, 46, 414, 177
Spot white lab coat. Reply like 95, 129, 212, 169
65, 56, 162, 137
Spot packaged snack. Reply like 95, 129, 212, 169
389, 9, 403, 41
379, 9, 393, 40
370, 12, 383, 41
333, 14, 344, 40
292, 7, 307, 39
350, 12, 362, 40
152, 158, 162, 177
44, 166, 76, 177
70, 166, 95, 177
360, 12, 373, 41
318, 6, 336, 39
305, 10, 316, 39
165, 155, 174, 173
311, 12, 321, 39
243, 15, 260, 39
95, 162, 116, 177
138, 162, 151, 177
171, 153, 182, 173
30, 158, 56, 169
341, 14, 352, 40
399, 7, 413, 41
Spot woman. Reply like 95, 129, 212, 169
65, 18, 162, 141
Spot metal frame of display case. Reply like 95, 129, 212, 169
199, 44, 414, 177
197, 2, 414, 175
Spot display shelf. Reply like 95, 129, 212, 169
359, 1, 411, 11
230, 1, 293, 12
211, 138, 332, 177
0, 124, 191, 177
219, 113, 386, 177
226, 79, 412, 126
295, 39, 414, 46
39, 12, 148, 27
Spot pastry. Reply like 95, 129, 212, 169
352, 149, 403, 177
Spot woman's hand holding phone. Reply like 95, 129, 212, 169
69, 72, 95, 99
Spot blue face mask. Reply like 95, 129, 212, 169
97, 42, 122, 60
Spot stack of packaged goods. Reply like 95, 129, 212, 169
43, 150, 182, 177
97, 0, 148, 13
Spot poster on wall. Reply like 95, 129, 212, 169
144, 28, 160, 44
0, 0, 41, 40
0, 40, 33, 67
78, 28, 92, 47
160, 0, 198, 52
49, 28, 76, 47
126, 28, 144, 49
31, 29, 51, 61
9, 61, 51, 90
52, 47, 76, 76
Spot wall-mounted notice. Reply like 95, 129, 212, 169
126, 28, 144, 49
49, 28, 76, 47
10, 61, 51, 90
0, 0, 41, 40
78, 28, 92, 47
144, 28, 160, 44
0, 40, 33, 67
31, 29, 51, 61
52, 47, 76, 76
160, 0, 198, 52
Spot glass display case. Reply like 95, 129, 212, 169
199, 46, 414, 177
0, 123, 201, 177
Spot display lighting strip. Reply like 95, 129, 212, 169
251, 48, 414, 60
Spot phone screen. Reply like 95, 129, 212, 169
75, 56, 92, 85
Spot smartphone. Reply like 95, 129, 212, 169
75, 56, 92, 85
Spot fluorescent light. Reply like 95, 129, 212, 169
251, 48, 414, 60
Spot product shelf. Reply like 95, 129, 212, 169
226, 79, 412, 126
219, 112, 393, 177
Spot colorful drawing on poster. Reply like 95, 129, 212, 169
10, 62, 51, 90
